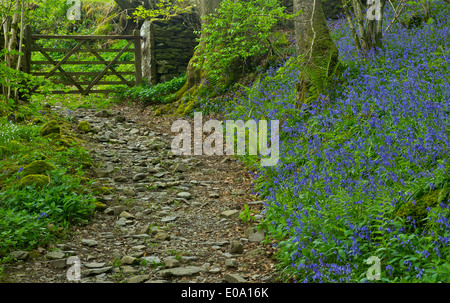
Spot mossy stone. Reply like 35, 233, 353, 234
94, 187, 113, 195
94, 202, 107, 212
54, 138, 74, 147
396, 188, 450, 224
44, 133, 62, 140
80, 177, 91, 184
29, 118, 43, 125
19, 174, 49, 188
78, 121, 91, 133
40, 121, 60, 137
23, 160, 56, 176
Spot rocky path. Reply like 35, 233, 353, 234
4, 103, 277, 283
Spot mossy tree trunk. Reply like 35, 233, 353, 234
293, 0, 340, 105
182, 0, 222, 92
167, 0, 223, 115
113, 0, 140, 10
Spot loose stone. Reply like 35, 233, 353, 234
220, 210, 240, 219
224, 273, 247, 283
81, 239, 100, 247
158, 266, 204, 278
45, 251, 66, 260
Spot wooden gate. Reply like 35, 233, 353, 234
24, 25, 142, 95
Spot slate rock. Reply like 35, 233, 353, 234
121, 256, 137, 265
247, 248, 266, 259
163, 256, 180, 268
119, 211, 135, 219
225, 259, 238, 268
154, 231, 171, 241
248, 230, 265, 243
220, 210, 240, 219
114, 176, 128, 183
177, 192, 192, 199
229, 240, 244, 254
158, 266, 204, 278
142, 256, 162, 264
84, 267, 112, 276
125, 275, 150, 283
133, 173, 148, 182
84, 262, 106, 268
50, 259, 68, 269
224, 273, 247, 283
81, 239, 100, 247
45, 251, 65, 260
9, 251, 29, 261
161, 215, 178, 223
93, 165, 114, 178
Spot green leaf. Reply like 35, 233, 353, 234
338, 249, 347, 260
302, 248, 312, 258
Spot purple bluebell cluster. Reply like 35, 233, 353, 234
202, 2, 450, 282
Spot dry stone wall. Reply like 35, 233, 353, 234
140, 13, 200, 85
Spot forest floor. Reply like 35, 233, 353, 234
2, 102, 278, 283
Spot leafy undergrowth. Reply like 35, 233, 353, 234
201, 3, 450, 282
115, 73, 187, 106
0, 101, 100, 259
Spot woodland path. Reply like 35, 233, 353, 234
4, 102, 277, 283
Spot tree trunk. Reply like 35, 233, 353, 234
1, 0, 24, 104
183, 0, 222, 91
342, 0, 386, 53
114, 0, 140, 28
293, 0, 340, 105
113, 0, 138, 11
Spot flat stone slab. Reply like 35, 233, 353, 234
161, 215, 178, 223
248, 230, 265, 242
93, 165, 114, 178
142, 256, 161, 264
119, 211, 135, 219
9, 251, 29, 260
158, 266, 205, 278
84, 262, 106, 269
220, 210, 240, 219
45, 251, 65, 260
125, 275, 150, 283
177, 192, 192, 199
133, 173, 148, 181
50, 259, 67, 269
84, 267, 112, 276
81, 239, 100, 247
224, 273, 247, 283
205, 240, 229, 246
209, 192, 220, 198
